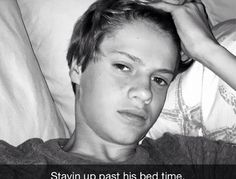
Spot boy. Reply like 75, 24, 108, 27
1, 0, 236, 165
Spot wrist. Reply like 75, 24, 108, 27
192, 40, 221, 65
197, 41, 233, 70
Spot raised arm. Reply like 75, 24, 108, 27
144, 0, 236, 90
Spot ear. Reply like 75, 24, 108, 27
69, 59, 82, 85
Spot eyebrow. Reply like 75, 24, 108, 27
114, 50, 143, 64
112, 50, 175, 75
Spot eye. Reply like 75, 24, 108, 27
151, 76, 168, 86
113, 63, 131, 72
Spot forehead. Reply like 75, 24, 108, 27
99, 20, 178, 70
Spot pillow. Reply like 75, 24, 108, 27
0, 0, 70, 146
17, 0, 96, 133
147, 20, 236, 142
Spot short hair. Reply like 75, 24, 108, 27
67, 0, 191, 93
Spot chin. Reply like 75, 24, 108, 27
111, 132, 144, 145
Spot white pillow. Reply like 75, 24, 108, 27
148, 20, 236, 142
0, 0, 70, 146
17, 0, 96, 133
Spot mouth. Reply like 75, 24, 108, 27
117, 109, 148, 125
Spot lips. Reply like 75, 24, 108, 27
117, 109, 148, 125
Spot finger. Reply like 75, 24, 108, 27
161, 0, 185, 5
133, 0, 160, 4
185, 0, 201, 2
148, 2, 179, 12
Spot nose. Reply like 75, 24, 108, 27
128, 78, 152, 105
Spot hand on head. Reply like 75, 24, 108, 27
138, 0, 217, 62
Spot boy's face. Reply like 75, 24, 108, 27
71, 20, 178, 145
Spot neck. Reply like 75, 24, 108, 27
65, 121, 137, 163
65, 93, 138, 163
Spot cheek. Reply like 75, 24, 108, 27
78, 67, 103, 109
79, 69, 125, 107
